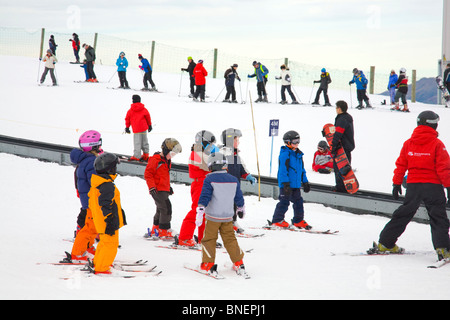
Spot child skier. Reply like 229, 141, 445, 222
124, 94, 152, 161
312, 140, 333, 174
196, 152, 249, 278
193, 60, 208, 102
349, 68, 371, 109
223, 64, 240, 103
220, 128, 257, 233
177, 131, 218, 247
144, 138, 182, 240
138, 54, 156, 91
391, 68, 409, 112
89, 152, 127, 274
275, 64, 298, 105
40, 49, 58, 86
116, 51, 129, 89
271, 130, 311, 229
67, 130, 103, 263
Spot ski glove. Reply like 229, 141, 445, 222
246, 174, 257, 185
125, 127, 131, 134
303, 182, 311, 193
392, 184, 402, 200
196, 207, 205, 227
148, 125, 152, 132
236, 206, 245, 219
149, 187, 157, 197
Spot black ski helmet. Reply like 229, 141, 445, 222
221, 128, 242, 148
195, 130, 216, 147
283, 130, 300, 145
417, 110, 439, 130
94, 152, 119, 175
207, 152, 228, 172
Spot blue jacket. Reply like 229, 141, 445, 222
70, 148, 96, 209
116, 56, 128, 72
140, 58, 152, 73
388, 73, 398, 89
249, 64, 269, 82
277, 146, 308, 188
350, 71, 368, 90
198, 171, 245, 223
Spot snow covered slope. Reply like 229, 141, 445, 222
0, 56, 449, 300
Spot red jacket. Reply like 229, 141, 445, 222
144, 152, 171, 191
393, 126, 450, 187
188, 146, 210, 180
193, 63, 208, 85
312, 150, 333, 172
125, 102, 152, 133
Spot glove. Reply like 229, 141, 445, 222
196, 207, 205, 227
303, 182, 311, 193
104, 214, 118, 236
148, 125, 152, 132
169, 187, 174, 195
236, 206, 245, 219
392, 184, 402, 200
149, 187, 157, 197
447, 188, 450, 205
349, 81, 353, 85
125, 127, 131, 134
282, 182, 292, 197
246, 174, 257, 185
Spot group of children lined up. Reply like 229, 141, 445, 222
65, 93, 333, 275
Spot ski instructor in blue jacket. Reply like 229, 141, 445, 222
248, 61, 269, 103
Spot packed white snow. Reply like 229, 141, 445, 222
0, 56, 449, 300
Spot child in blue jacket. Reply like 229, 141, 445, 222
271, 130, 311, 229
349, 68, 372, 109
387, 70, 398, 105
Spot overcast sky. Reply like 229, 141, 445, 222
0, 0, 445, 76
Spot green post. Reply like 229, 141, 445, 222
93, 33, 98, 50
369, 66, 375, 94
39, 28, 45, 59
284, 57, 289, 67
411, 70, 417, 103
213, 48, 218, 79
150, 41, 156, 68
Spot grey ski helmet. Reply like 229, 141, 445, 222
195, 130, 216, 147
221, 128, 242, 148
207, 152, 228, 172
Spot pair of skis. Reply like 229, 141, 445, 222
184, 263, 250, 280
255, 220, 339, 235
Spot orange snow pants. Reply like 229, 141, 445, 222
93, 233, 120, 273
71, 208, 97, 256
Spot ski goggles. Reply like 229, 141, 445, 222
290, 139, 300, 145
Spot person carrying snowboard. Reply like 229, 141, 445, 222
271, 130, 311, 229
330, 100, 355, 193
372, 111, 450, 260
196, 152, 249, 278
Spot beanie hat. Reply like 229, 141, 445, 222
138, 54, 143, 59
132, 95, 141, 103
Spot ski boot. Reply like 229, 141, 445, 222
390, 103, 400, 111
292, 219, 312, 230
401, 104, 410, 112
233, 260, 250, 278
367, 241, 405, 255
436, 248, 450, 261
271, 220, 290, 228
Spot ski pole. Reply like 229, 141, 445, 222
239, 79, 243, 103
349, 84, 353, 108
108, 70, 117, 83
178, 70, 183, 97
37, 58, 42, 83
308, 82, 315, 104
292, 85, 302, 104
244, 77, 249, 104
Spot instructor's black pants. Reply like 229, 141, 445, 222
379, 183, 450, 250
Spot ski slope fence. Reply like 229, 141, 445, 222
1, 26, 406, 95
1, 134, 448, 224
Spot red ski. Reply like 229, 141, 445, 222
322, 123, 359, 194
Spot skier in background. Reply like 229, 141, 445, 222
223, 64, 240, 103
49, 35, 57, 56
349, 68, 371, 109
181, 56, 197, 97
391, 68, 409, 112
69, 33, 81, 63
312, 68, 332, 106
82, 43, 97, 82
248, 61, 269, 103
116, 51, 129, 89
138, 54, 157, 91
39, 49, 58, 86
387, 69, 398, 105
372, 110, 450, 261
444, 63, 450, 93
275, 64, 298, 105
193, 60, 208, 102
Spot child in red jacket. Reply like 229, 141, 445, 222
124, 95, 152, 161
144, 138, 182, 240
312, 140, 333, 174
193, 60, 208, 102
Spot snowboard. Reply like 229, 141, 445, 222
436, 76, 450, 108
322, 123, 359, 194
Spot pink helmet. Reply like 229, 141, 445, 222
79, 130, 102, 152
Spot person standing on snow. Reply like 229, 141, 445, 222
49, 35, 57, 56
275, 64, 298, 105
193, 60, 208, 102
391, 68, 409, 112
116, 51, 130, 89
82, 43, 97, 82
371, 111, 450, 261
223, 64, 240, 103
387, 69, 398, 106
181, 56, 197, 97
330, 100, 355, 193
40, 49, 58, 86
177, 131, 219, 247
349, 68, 371, 109
124, 95, 152, 161
248, 61, 269, 102
69, 33, 81, 63
138, 54, 157, 91
312, 68, 332, 106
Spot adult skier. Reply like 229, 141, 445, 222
181, 56, 196, 97
248, 61, 269, 102
138, 54, 156, 91
312, 68, 332, 106
349, 68, 371, 109
391, 67, 409, 112
223, 64, 240, 103
82, 43, 97, 82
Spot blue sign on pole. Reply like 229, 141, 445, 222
269, 119, 279, 176
269, 119, 279, 137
